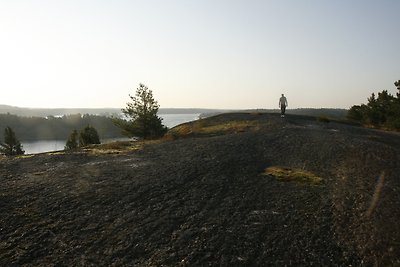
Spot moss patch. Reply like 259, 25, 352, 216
263, 166, 322, 185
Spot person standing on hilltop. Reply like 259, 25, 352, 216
279, 94, 288, 117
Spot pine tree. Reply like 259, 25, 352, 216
114, 83, 167, 139
347, 80, 400, 129
395, 80, 400, 97
79, 125, 101, 146
64, 129, 78, 150
0, 126, 25, 156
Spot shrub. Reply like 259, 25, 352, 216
0, 126, 25, 156
79, 125, 101, 146
64, 129, 78, 150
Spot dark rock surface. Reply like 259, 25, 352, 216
1, 113, 399, 266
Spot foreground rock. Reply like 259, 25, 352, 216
1, 113, 399, 266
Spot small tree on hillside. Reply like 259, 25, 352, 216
0, 126, 25, 156
79, 125, 101, 146
64, 129, 78, 150
114, 83, 167, 139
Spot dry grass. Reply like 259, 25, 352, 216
201, 121, 256, 133
47, 151, 66, 156
96, 141, 133, 150
86, 141, 142, 155
17, 154, 36, 158
167, 120, 257, 138
86, 139, 171, 155
263, 166, 322, 185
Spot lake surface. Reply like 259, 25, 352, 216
22, 113, 200, 154
159, 113, 200, 128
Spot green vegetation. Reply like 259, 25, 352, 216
65, 130, 78, 150
0, 126, 25, 156
263, 166, 322, 185
113, 83, 167, 139
64, 126, 101, 150
79, 125, 101, 146
348, 80, 400, 129
0, 113, 123, 141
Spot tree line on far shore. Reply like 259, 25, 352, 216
0, 113, 123, 142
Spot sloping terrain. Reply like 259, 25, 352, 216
1, 113, 399, 266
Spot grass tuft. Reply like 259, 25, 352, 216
263, 166, 322, 185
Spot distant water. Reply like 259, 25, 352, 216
160, 113, 200, 128
22, 113, 200, 154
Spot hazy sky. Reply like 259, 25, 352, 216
0, 0, 399, 109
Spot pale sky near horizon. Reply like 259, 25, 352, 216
0, 0, 399, 109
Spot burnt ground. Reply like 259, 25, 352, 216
1, 113, 400, 266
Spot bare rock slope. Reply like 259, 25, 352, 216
1, 113, 399, 266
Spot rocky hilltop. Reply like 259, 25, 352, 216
1, 113, 399, 266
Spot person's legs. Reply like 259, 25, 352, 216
281, 105, 286, 116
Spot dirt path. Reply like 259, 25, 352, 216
1, 113, 399, 266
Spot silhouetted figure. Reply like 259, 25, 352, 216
279, 94, 288, 117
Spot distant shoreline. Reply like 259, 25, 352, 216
1, 104, 349, 128
0, 104, 224, 117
